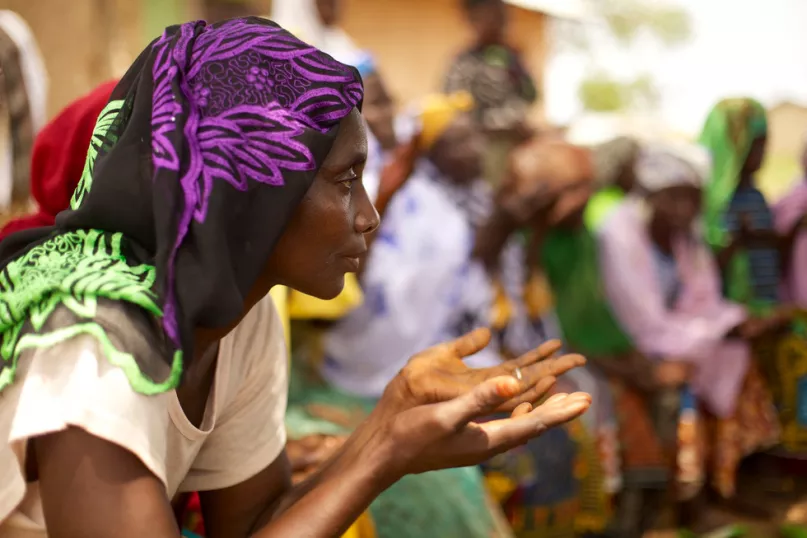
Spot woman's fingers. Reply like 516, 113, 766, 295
438, 376, 522, 428
497, 375, 556, 410
450, 327, 492, 359
480, 392, 592, 451
517, 352, 586, 389
512, 340, 563, 368
510, 402, 533, 418
489, 353, 585, 410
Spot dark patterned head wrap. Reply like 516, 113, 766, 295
0, 17, 363, 394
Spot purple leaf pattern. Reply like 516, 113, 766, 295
149, 18, 362, 344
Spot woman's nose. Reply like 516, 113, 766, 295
355, 185, 380, 235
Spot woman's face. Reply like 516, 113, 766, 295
265, 109, 379, 299
362, 73, 397, 151
648, 185, 702, 232
468, 0, 507, 46
743, 135, 767, 175
316, 0, 341, 27
429, 114, 484, 185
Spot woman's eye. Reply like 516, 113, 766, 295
338, 168, 359, 191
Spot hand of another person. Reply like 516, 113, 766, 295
653, 361, 692, 389
360, 328, 591, 476
739, 308, 796, 340
375, 134, 421, 215
287, 435, 348, 484
736, 213, 779, 248
497, 138, 593, 227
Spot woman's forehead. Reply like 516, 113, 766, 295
323, 109, 367, 167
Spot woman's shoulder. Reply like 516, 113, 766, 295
596, 196, 643, 243
7, 298, 178, 396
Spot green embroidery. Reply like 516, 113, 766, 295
0, 229, 182, 395
71, 99, 125, 210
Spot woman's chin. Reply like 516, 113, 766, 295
295, 274, 346, 301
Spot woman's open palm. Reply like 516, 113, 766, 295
370, 328, 591, 476
386, 327, 585, 412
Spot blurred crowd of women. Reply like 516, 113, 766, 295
3, 0, 807, 536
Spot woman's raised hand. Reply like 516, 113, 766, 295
364, 328, 590, 476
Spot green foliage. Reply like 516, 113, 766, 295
578, 75, 626, 112
578, 73, 659, 112
599, 0, 692, 46
573, 0, 692, 112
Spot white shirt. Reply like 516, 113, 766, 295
0, 295, 287, 537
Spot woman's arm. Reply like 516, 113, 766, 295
36, 331, 590, 538
472, 206, 522, 272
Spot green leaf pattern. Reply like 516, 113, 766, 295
70, 99, 125, 210
0, 229, 182, 395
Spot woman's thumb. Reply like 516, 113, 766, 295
439, 376, 521, 427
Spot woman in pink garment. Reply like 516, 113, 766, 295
774, 139, 807, 308
596, 143, 781, 533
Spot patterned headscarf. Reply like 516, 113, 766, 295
0, 18, 363, 395
591, 136, 639, 189
634, 142, 711, 194
698, 97, 767, 246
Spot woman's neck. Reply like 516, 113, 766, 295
189, 280, 277, 379
738, 172, 754, 188
648, 212, 674, 255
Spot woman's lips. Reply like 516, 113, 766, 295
342, 256, 361, 272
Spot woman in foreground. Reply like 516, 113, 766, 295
0, 18, 590, 538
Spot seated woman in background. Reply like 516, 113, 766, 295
700, 98, 807, 455
597, 143, 781, 534
294, 97, 611, 538
480, 138, 618, 538
503, 137, 662, 538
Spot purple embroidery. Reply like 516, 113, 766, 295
149, 19, 362, 344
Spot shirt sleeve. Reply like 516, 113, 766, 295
1, 332, 173, 510
180, 296, 289, 492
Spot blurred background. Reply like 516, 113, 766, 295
4, 2, 807, 537
4, 0, 806, 200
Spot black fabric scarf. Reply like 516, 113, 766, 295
0, 17, 363, 394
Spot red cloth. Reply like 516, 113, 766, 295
0, 80, 118, 240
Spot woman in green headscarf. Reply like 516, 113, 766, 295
700, 98, 786, 311
699, 98, 807, 454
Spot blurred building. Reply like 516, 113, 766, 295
339, 0, 551, 118
1, 0, 276, 118
7, 0, 578, 122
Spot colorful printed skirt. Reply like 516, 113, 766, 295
612, 362, 780, 501
754, 330, 807, 455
